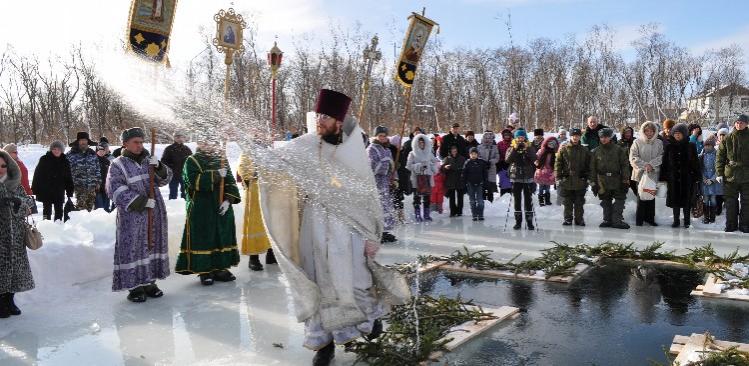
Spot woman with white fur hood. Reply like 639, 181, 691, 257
629, 120, 664, 226
407, 134, 439, 222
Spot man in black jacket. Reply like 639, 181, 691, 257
161, 132, 193, 199
439, 123, 468, 159
581, 115, 617, 151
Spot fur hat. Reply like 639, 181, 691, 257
314, 89, 351, 122
662, 118, 676, 132
121, 127, 146, 143
533, 128, 544, 136
718, 128, 729, 136
70, 131, 93, 147
514, 128, 528, 139
452, 123, 460, 128
173, 131, 187, 139
50, 141, 65, 151
598, 128, 614, 138
738, 114, 749, 123
374, 125, 388, 136
671, 123, 689, 138
570, 128, 582, 136
558, 128, 568, 135
465, 130, 475, 137
2, 143, 17, 154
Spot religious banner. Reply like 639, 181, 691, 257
127, 0, 178, 63
395, 13, 438, 88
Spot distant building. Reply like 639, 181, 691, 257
687, 84, 749, 122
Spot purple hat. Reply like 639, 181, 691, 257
314, 89, 352, 122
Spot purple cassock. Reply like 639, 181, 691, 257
106, 152, 172, 291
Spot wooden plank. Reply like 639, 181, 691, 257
691, 274, 749, 302
670, 333, 749, 364
422, 305, 520, 365
439, 262, 593, 284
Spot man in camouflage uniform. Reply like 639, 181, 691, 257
66, 132, 101, 211
717, 114, 749, 233
554, 128, 591, 226
590, 128, 631, 229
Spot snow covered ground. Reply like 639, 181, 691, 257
1, 144, 747, 366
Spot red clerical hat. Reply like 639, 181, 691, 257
314, 89, 351, 122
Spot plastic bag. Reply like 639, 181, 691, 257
638, 174, 657, 201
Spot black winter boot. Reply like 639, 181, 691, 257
545, 192, 552, 207
312, 342, 335, 366
538, 194, 546, 207
212, 269, 236, 282
8, 293, 20, 316
127, 287, 147, 303
0, 293, 10, 318
525, 212, 535, 230
265, 248, 278, 264
249, 255, 264, 271
144, 283, 164, 298
199, 273, 215, 286
513, 212, 522, 230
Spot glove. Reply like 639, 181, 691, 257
149, 156, 159, 167
218, 168, 227, 178
218, 200, 230, 216
365, 240, 380, 258
145, 199, 156, 209
716, 176, 724, 184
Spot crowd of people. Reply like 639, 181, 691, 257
1, 86, 748, 365
365, 114, 749, 238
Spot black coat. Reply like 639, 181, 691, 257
161, 143, 193, 176
663, 140, 701, 208
462, 158, 489, 185
97, 155, 111, 192
439, 133, 468, 159
397, 138, 413, 194
442, 155, 467, 190
32, 152, 74, 203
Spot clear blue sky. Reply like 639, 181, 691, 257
315, 0, 749, 62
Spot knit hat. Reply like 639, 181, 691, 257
704, 134, 717, 146
465, 130, 475, 137
514, 128, 528, 139
533, 128, 544, 136
50, 141, 65, 151
718, 128, 729, 136
671, 123, 689, 138
173, 131, 187, 139
738, 114, 749, 123
313, 89, 351, 122
570, 128, 582, 136
598, 128, 614, 138
662, 118, 676, 132
374, 125, 388, 136
121, 127, 146, 142
469, 147, 479, 154
2, 143, 17, 153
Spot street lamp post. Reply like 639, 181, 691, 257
267, 41, 283, 138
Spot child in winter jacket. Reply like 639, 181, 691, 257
700, 135, 722, 223
534, 136, 559, 207
463, 147, 489, 221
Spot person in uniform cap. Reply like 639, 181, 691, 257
555, 128, 590, 226
717, 114, 749, 232
258, 89, 408, 366
439, 123, 468, 159
106, 127, 172, 302
590, 128, 631, 229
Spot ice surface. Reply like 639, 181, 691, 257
2, 144, 746, 365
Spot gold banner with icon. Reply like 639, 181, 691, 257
126, 0, 178, 63
395, 13, 438, 88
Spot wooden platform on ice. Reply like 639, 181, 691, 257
423, 305, 520, 365
669, 333, 749, 365
615, 258, 695, 270
436, 261, 595, 284
691, 274, 749, 302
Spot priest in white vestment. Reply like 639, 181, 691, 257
256, 89, 410, 366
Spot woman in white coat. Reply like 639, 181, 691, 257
406, 134, 439, 222
629, 121, 664, 226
